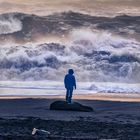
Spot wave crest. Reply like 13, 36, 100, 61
0, 31, 140, 82
0, 13, 22, 35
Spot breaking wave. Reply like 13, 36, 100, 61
0, 30, 140, 83
0, 13, 22, 35
0, 12, 139, 44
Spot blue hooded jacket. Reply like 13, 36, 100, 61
64, 74, 76, 89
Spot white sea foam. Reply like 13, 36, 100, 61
0, 30, 140, 83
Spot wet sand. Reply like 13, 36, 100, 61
1, 93, 140, 102
0, 96, 140, 139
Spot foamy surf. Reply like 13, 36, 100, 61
0, 81, 140, 98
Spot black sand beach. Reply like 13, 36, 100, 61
0, 98, 140, 140
0, 0, 140, 139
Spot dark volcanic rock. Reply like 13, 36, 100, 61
50, 101, 93, 112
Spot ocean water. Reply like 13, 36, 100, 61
0, 30, 140, 82
0, 12, 140, 97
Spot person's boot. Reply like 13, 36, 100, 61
66, 94, 69, 103
67, 97, 72, 104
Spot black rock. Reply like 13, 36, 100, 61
50, 100, 93, 112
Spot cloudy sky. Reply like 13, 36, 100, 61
0, 0, 140, 16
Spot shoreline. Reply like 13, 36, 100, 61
0, 93, 140, 102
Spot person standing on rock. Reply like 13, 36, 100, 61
64, 69, 76, 103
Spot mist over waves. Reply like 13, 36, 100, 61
0, 11, 140, 83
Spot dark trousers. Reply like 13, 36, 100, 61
66, 88, 73, 103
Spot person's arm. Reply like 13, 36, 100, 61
64, 75, 67, 88
73, 76, 76, 89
